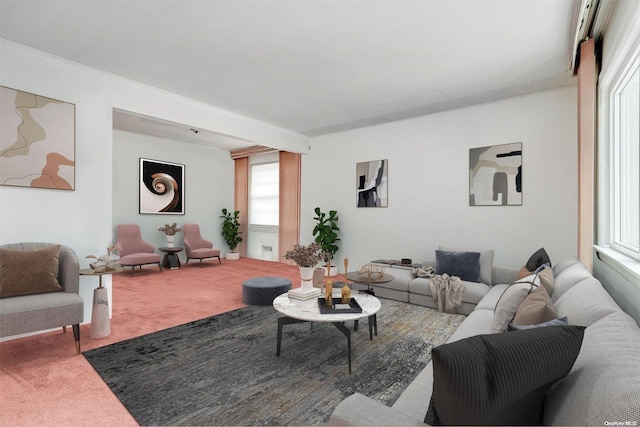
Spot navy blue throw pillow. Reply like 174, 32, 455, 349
508, 316, 568, 331
435, 250, 481, 282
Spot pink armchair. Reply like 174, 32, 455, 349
184, 224, 221, 267
116, 224, 162, 276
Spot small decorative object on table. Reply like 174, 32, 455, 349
357, 263, 385, 279
85, 246, 120, 273
159, 223, 182, 248
342, 257, 351, 303
325, 279, 333, 307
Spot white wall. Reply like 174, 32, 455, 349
0, 39, 307, 330
0, 42, 115, 323
302, 86, 578, 270
112, 130, 234, 257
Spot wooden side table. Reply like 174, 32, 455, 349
158, 246, 184, 270
80, 267, 121, 339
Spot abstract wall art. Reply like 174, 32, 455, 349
0, 86, 75, 190
356, 159, 388, 207
469, 142, 522, 206
139, 158, 185, 215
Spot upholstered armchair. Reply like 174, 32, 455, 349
0, 242, 84, 354
183, 224, 221, 267
116, 224, 162, 276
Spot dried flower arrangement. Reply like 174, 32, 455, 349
158, 223, 182, 236
357, 263, 386, 278
86, 246, 120, 272
284, 242, 328, 267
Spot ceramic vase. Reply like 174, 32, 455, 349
167, 235, 174, 248
299, 266, 314, 290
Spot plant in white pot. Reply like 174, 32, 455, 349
159, 223, 182, 248
312, 207, 340, 276
220, 208, 243, 260
284, 242, 327, 290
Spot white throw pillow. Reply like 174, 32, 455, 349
491, 274, 540, 333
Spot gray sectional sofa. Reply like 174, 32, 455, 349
331, 257, 640, 426
358, 249, 515, 315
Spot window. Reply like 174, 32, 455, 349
249, 162, 279, 226
611, 52, 640, 258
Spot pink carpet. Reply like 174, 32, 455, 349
0, 258, 306, 426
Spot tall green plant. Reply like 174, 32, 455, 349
312, 207, 340, 263
220, 208, 243, 251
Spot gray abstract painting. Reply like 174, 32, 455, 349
469, 142, 522, 206
356, 159, 388, 207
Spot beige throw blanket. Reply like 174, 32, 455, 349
413, 266, 465, 313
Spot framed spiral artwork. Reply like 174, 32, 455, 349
139, 158, 185, 215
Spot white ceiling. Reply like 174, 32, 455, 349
1, 0, 579, 145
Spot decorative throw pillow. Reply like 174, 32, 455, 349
525, 247, 552, 272
491, 274, 539, 333
508, 316, 568, 330
435, 250, 481, 282
439, 246, 494, 285
424, 325, 585, 426
517, 263, 554, 295
0, 245, 63, 298
537, 265, 555, 295
516, 265, 530, 280
512, 285, 558, 326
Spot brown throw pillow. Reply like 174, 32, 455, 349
512, 285, 558, 326
537, 266, 555, 295
517, 266, 531, 280
0, 245, 63, 298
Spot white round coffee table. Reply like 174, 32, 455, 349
273, 290, 381, 374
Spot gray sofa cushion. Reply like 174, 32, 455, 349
552, 257, 580, 276
555, 279, 622, 327
331, 393, 425, 426
474, 284, 509, 311
544, 311, 640, 426
439, 246, 494, 285
552, 261, 593, 302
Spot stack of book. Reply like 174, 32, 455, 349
288, 286, 321, 300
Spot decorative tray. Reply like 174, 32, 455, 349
317, 297, 363, 314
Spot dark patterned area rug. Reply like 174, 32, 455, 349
84, 300, 464, 426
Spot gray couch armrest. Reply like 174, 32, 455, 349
491, 266, 519, 285
58, 244, 80, 294
330, 393, 427, 426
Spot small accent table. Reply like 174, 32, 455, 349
158, 246, 184, 270
80, 267, 122, 339
273, 291, 381, 374
345, 272, 395, 285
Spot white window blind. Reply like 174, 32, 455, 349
249, 162, 279, 226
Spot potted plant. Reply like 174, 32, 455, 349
312, 207, 340, 276
284, 242, 327, 289
158, 223, 182, 248
220, 208, 243, 260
